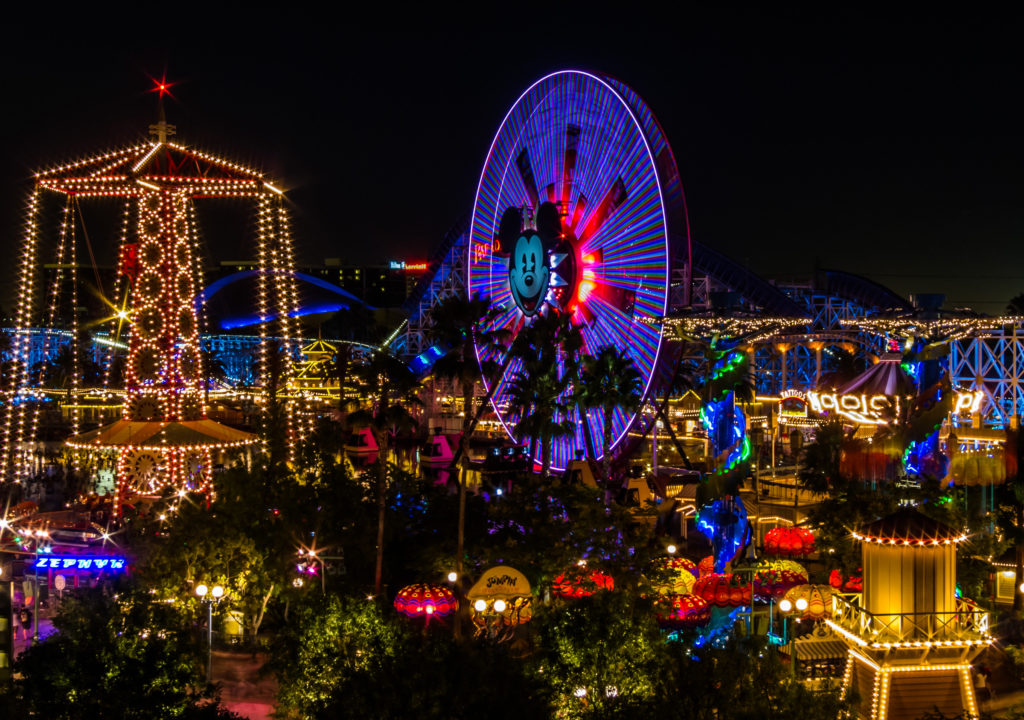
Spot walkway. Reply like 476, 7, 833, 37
14, 620, 276, 719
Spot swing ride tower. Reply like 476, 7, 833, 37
0, 106, 299, 513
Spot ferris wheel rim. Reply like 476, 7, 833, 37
467, 69, 680, 471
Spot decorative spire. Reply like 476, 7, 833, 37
148, 76, 176, 143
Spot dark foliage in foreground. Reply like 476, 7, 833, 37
8, 580, 240, 720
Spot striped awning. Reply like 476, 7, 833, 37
67, 419, 257, 451
789, 638, 848, 661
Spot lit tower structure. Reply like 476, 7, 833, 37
830, 507, 989, 720
0, 99, 299, 512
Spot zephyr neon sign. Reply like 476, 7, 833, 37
34, 556, 127, 572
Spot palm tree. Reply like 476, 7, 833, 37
505, 312, 579, 477
199, 348, 228, 407
577, 345, 642, 484
506, 364, 573, 477
424, 294, 507, 610
1008, 293, 1024, 316
347, 349, 421, 595
324, 342, 353, 414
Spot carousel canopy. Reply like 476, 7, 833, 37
837, 353, 916, 396
466, 566, 531, 601
67, 419, 257, 451
854, 506, 966, 545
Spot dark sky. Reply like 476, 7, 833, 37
2, 10, 1022, 314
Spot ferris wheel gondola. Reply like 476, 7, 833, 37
467, 70, 688, 471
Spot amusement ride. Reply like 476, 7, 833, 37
1, 69, 1023, 719
0, 94, 301, 513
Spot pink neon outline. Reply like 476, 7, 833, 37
467, 69, 674, 472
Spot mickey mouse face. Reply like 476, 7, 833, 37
508, 233, 550, 315
497, 202, 561, 318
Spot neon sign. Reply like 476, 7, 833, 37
807, 392, 895, 425
389, 261, 429, 272
953, 390, 983, 415
779, 389, 808, 418
33, 556, 127, 572
807, 390, 982, 425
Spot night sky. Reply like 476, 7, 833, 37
2, 11, 1022, 314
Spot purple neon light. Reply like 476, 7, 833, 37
467, 70, 682, 471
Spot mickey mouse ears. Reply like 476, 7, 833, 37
495, 202, 562, 255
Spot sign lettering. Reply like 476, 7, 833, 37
31, 555, 127, 573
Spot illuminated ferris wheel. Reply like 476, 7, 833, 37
467, 70, 688, 471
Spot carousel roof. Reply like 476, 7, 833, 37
837, 353, 916, 396
66, 419, 257, 451
35, 136, 272, 196
853, 506, 966, 545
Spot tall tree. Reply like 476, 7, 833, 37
1008, 293, 1024, 316
348, 350, 421, 594
577, 345, 643, 485
507, 364, 573, 478
505, 311, 581, 477
324, 342, 353, 414
425, 294, 507, 626
199, 348, 227, 407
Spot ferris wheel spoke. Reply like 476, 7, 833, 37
578, 178, 628, 247
562, 124, 581, 208
515, 148, 540, 210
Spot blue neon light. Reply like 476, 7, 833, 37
696, 497, 750, 573
34, 556, 127, 572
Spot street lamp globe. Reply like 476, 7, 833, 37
211, 585, 225, 599
474, 599, 487, 612
779, 599, 792, 613
493, 599, 507, 613
795, 597, 808, 611
195, 584, 209, 598
447, 571, 458, 583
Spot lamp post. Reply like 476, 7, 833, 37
778, 597, 806, 677
195, 583, 224, 685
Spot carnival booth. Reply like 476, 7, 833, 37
466, 566, 532, 639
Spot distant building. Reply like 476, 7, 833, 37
213, 258, 420, 309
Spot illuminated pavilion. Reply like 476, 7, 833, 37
831, 507, 989, 720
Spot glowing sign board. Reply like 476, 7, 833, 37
806, 390, 983, 426
953, 390, 984, 415
807, 392, 894, 425
779, 389, 808, 417
33, 556, 127, 572
389, 261, 429, 272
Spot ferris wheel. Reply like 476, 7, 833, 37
467, 70, 688, 471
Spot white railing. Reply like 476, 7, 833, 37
831, 593, 989, 644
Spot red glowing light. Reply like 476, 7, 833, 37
577, 280, 596, 302
148, 73, 176, 99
